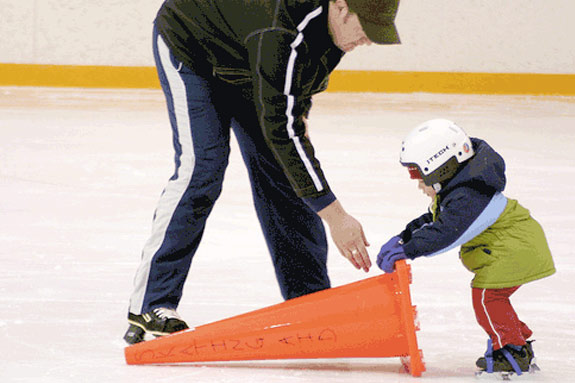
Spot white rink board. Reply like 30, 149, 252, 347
0, 0, 574, 74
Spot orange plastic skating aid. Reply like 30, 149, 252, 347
125, 260, 425, 377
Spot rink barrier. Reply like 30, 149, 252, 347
1, 63, 575, 95
124, 260, 426, 377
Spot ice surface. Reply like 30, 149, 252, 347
1, 87, 574, 382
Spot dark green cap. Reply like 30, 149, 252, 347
346, 0, 401, 44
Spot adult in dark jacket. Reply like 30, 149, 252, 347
124, 0, 401, 344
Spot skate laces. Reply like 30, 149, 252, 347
153, 308, 182, 320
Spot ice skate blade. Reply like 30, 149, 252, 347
475, 371, 515, 381
475, 363, 540, 380
528, 359, 540, 372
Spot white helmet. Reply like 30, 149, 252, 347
400, 119, 474, 186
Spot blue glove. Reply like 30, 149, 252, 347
377, 236, 408, 273
378, 236, 401, 255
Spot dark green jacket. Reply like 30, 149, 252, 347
154, 0, 345, 209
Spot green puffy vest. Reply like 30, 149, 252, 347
433, 197, 556, 289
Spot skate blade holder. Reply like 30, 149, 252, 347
475, 360, 540, 381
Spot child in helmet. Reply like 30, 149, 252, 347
377, 119, 555, 374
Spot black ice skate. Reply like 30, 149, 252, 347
475, 339, 539, 379
123, 308, 189, 345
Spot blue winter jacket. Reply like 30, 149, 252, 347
398, 138, 555, 288
400, 138, 507, 258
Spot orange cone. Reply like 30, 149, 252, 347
124, 260, 425, 377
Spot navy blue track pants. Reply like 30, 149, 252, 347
129, 29, 330, 314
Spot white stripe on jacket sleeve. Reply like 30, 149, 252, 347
255, 5, 325, 193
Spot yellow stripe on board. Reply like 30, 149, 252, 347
327, 70, 575, 96
1, 64, 574, 95
0, 64, 159, 89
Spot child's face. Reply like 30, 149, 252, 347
418, 179, 436, 198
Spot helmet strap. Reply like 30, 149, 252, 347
432, 183, 442, 193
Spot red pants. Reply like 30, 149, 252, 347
472, 286, 533, 350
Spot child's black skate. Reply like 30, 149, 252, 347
123, 308, 189, 345
475, 340, 539, 380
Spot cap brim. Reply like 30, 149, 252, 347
361, 19, 400, 45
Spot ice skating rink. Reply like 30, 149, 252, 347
1, 86, 573, 382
